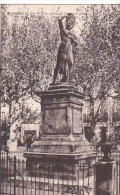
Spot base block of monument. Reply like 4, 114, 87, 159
95, 161, 117, 195
24, 84, 94, 160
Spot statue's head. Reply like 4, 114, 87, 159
66, 13, 76, 30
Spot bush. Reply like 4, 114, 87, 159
1, 120, 10, 148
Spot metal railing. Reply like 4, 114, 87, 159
0, 149, 120, 195
1, 151, 96, 195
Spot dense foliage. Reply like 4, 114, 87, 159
1, 5, 120, 127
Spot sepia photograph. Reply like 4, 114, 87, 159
0, 4, 120, 195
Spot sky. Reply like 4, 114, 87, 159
0, 0, 119, 4
5, 4, 118, 41
3, 5, 94, 39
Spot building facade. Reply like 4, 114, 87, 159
83, 93, 120, 145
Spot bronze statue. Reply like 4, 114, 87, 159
53, 13, 78, 84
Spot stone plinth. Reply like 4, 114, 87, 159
24, 84, 94, 160
95, 161, 117, 195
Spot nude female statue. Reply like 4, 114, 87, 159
53, 13, 78, 84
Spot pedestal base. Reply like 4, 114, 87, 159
25, 153, 96, 190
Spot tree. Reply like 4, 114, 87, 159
74, 5, 120, 97
1, 120, 10, 150
1, 5, 59, 123
73, 5, 120, 133
1, 5, 120, 136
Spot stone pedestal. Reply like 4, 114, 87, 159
24, 84, 94, 160
24, 84, 96, 186
95, 161, 117, 195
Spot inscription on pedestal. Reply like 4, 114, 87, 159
42, 95, 83, 105
42, 108, 68, 134
43, 96, 69, 105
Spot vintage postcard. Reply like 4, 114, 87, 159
1, 4, 120, 195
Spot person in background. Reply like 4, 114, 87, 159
26, 135, 32, 151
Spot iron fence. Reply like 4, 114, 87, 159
0, 149, 120, 195
1, 150, 96, 195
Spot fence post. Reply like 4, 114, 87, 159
14, 156, 16, 195
22, 160, 24, 195
94, 144, 117, 195
7, 152, 9, 178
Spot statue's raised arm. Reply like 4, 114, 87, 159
58, 16, 66, 31
52, 13, 77, 84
